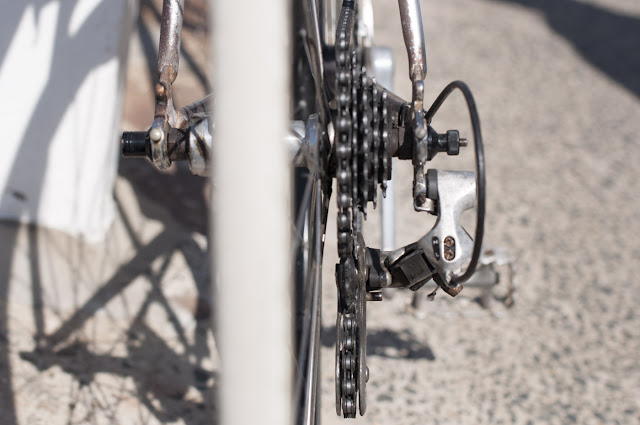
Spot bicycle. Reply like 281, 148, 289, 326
121, 1, 492, 423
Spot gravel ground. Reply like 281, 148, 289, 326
1, 0, 639, 424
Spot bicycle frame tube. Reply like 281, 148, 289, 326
158, 0, 184, 82
398, 0, 426, 83
212, 1, 292, 425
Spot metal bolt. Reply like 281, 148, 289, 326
155, 82, 166, 98
460, 138, 468, 147
444, 236, 456, 261
366, 292, 383, 302
149, 128, 163, 143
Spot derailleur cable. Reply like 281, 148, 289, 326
426, 80, 486, 285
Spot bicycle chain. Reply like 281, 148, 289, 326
335, 0, 356, 260
338, 314, 357, 416
334, 0, 391, 417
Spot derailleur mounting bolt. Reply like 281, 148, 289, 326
444, 236, 456, 261
149, 128, 163, 143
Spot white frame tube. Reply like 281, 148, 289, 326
212, 1, 292, 425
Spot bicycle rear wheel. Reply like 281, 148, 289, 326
291, 2, 331, 423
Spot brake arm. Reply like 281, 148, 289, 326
123, 0, 214, 175
149, 0, 185, 171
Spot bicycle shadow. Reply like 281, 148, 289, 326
321, 326, 436, 361
0, 1, 134, 422
21, 321, 216, 425
487, 0, 640, 100
0, 0, 215, 423
3, 159, 214, 425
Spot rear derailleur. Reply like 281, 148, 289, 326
331, 0, 489, 418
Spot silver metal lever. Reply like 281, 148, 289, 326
397, 0, 427, 83
397, 0, 432, 212
150, 0, 185, 171
418, 170, 476, 284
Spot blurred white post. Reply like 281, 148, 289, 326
0, 0, 137, 241
212, 1, 292, 425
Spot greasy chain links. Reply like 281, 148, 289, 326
339, 314, 357, 416
334, 0, 390, 418
335, 0, 358, 417
335, 0, 356, 260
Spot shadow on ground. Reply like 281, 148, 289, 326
322, 326, 435, 361
2, 159, 213, 424
0, 0, 213, 423
21, 321, 215, 424
0, 2, 131, 419
489, 0, 640, 99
